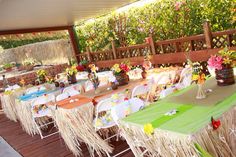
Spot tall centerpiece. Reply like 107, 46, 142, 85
111, 61, 130, 86
192, 63, 206, 99
36, 69, 47, 83
88, 64, 100, 93
207, 47, 235, 86
66, 65, 78, 84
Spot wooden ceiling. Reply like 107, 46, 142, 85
0, 0, 135, 31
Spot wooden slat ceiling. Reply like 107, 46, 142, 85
0, 0, 135, 31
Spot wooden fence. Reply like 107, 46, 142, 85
76, 22, 236, 69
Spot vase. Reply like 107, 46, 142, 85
141, 70, 147, 79
196, 84, 206, 99
39, 76, 46, 84
215, 67, 235, 86
67, 73, 77, 84
111, 82, 118, 90
115, 72, 129, 86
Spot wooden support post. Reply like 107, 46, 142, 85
175, 42, 181, 52
149, 34, 157, 54
227, 34, 233, 47
68, 26, 80, 64
111, 40, 117, 59
190, 40, 195, 51
86, 47, 93, 62
203, 21, 213, 49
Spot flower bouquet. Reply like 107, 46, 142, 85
88, 64, 100, 93
111, 61, 130, 86
207, 47, 235, 86
36, 69, 47, 83
66, 65, 78, 84
192, 63, 206, 99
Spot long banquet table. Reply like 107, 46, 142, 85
120, 77, 236, 157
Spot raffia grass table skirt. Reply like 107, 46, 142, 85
120, 78, 236, 157
120, 106, 236, 157
51, 101, 112, 157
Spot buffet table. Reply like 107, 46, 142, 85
120, 77, 236, 157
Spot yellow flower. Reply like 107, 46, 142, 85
4, 90, 13, 95
192, 74, 199, 81
144, 123, 154, 135
112, 64, 121, 73
223, 57, 232, 65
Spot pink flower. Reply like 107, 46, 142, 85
207, 55, 223, 70
175, 1, 184, 11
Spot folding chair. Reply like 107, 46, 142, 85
63, 84, 81, 96
31, 94, 58, 139
26, 85, 46, 94
111, 98, 150, 157
131, 84, 150, 103
56, 92, 70, 101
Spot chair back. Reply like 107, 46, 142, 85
56, 92, 69, 101
84, 80, 94, 92
131, 84, 150, 102
26, 85, 46, 94
111, 98, 144, 124
63, 84, 81, 96
31, 94, 55, 118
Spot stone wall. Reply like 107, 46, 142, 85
0, 39, 74, 65
0, 64, 68, 88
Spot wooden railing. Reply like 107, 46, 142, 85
76, 22, 236, 69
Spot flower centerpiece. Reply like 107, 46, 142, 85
66, 65, 78, 84
192, 63, 206, 99
142, 54, 152, 79
207, 47, 235, 86
22, 58, 36, 71
111, 60, 130, 86
88, 64, 100, 93
36, 69, 47, 83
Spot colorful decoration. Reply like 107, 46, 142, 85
111, 60, 130, 76
88, 64, 100, 92
66, 65, 78, 76
144, 123, 154, 135
211, 117, 221, 130
207, 47, 235, 86
192, 63, 206, 99
19, 78, 25, 87
194, 143, 213, 157
208, 47, 236, 70
36, 69, 47, 83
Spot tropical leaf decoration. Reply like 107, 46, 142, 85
194, 143, 213, 157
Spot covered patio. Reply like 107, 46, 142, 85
0, 0, 235, 157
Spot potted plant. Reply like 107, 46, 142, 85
111, 60, 130, 86
66, 65, 78, 84
36, 69, 47, 83
22, 58, 36, 71
207, 47, 235, 86
3, 63, 13, 72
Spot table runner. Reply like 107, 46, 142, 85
120, 79, 236, 157
166, 77, 236, 106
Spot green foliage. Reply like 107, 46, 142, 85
3, 63, 13, 69
0, 36, 67, 49
76, 0, 235, 52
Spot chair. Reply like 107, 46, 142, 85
175, 66, 192, 89
159, 86, 175, 99
131, 84, 150, 103
56, 92, 70, 101
31, 94, 58, 139
63, 85, 81, 96
26, 85, 46, 94
111, 98, 149, 156
84, 80, 94, 92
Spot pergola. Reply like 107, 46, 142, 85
0, 0, 136, 62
